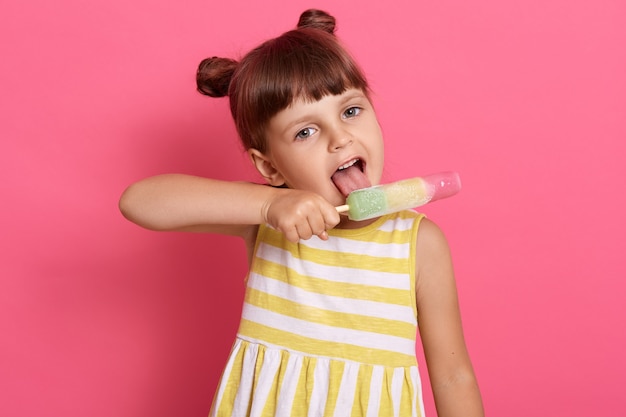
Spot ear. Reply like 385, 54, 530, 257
248, 148, 285, 186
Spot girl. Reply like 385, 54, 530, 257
120, 9, 484, 417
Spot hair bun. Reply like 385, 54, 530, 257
196, 57, 238, 97
297, 9, 336, 34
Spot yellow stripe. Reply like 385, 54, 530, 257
239, 319, 416, 367
245, 288, 416, 339
378, 367, 394, 416
323, 359, 345, 417
351, 365, 373, 417
250, 345, 265, 412
399, 369, 413, 417
329, 226, 414, 244
261, 227, 409, 273
251, 258, 412, 306
291, 356, 317, 415
327, 212, 424, 244
264, 349, 292, 417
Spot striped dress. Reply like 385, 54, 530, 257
210, 211, 426, 417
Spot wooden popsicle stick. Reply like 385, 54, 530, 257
335, 204, 349, 214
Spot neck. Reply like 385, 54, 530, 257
335, 216, 378, 230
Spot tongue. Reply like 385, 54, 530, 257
331, 164, 372, 197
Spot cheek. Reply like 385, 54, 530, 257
276, 154, 319, 183
370, 141, 385, 182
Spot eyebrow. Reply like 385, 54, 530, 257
339, 90, 368, 104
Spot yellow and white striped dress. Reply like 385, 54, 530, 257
210, 211, 426, 417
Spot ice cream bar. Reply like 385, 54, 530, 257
336, 172, 461, 221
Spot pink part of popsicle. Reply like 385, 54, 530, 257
423, 171, 462, 202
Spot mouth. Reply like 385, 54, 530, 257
337, 158, 361, 171
331, 158, 372, 197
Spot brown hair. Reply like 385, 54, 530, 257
196, 9, 370, 153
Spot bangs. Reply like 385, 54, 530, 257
232, 28, 368, 151
266, 31, 369, 105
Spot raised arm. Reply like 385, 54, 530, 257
414, 218, 484, 417
119, 174, 340, 241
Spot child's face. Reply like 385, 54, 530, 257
258, 88, 384, 207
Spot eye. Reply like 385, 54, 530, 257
295, 127, 317, 140
343, 106, 362, 119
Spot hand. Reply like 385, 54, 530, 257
262, 189, 341, 242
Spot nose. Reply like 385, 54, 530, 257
328, 127, 353, 152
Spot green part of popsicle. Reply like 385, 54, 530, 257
345, 187, 388, 220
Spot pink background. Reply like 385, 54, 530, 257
2, 0, 625, 415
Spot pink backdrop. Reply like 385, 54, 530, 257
2, 0, 625, 415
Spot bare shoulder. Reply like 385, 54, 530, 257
414, 217, 457, 309
415, 218, 453, 276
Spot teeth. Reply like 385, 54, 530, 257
338, 159, 359, 170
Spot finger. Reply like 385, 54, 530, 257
281, 225, 301, 243
307, 215, 327, 240
295, 222, 313, 241
321, 204, 341, 228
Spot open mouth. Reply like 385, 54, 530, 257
337, 158, 361, 171
331, 158, 372, 197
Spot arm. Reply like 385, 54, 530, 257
119, 174, 340, 242
415, 219, 484, 417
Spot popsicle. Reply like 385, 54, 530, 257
335, 172, 461, 221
